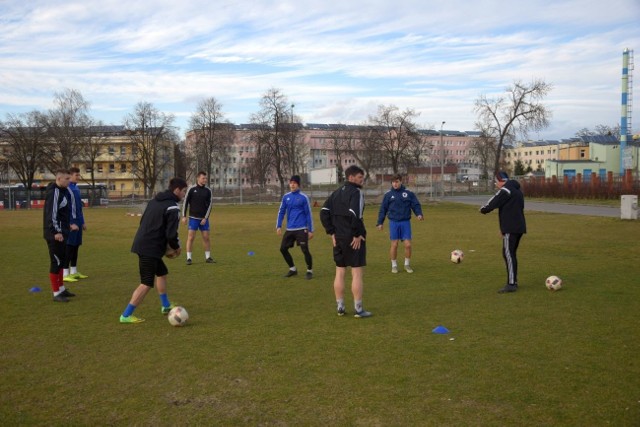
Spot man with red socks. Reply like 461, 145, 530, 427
43, 169, 78, 302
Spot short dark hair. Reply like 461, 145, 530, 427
391, 174, 403, 182
345, 165, 364, 179
55, 169, 70, 176
169, 177, 188, 192
69, 167, 80, 174
197, 171, 207, 177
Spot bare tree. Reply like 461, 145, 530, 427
474, 79, 552, 174
345, 125, 386, 182
575, 124, 621, 139
189, 97, 234, 186
470, 132, 498, 190
404, 128, 434, 169
325, 124, 353, 182
250, 88, 292, 196
123, 102, 176, 198
1, 110, 48, 204
247, 124, 273, 189
43, 88, 92, 171
368, 105, 421, 174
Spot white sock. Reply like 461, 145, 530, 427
63, 268, 70, 277
187, 252, 192, 260
405, 259, 410, 266
70, 266, 78, 274
355, 300, 363, 312
391, 260, 398, 268
290, 266, 297, 271
205, 251, 211, 259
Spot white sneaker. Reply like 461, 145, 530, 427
391, 266, 398, 273
405, 266, 414, 273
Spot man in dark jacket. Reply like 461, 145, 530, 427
320, 165, 372, 318
43, 169, 78, 302
376, 174, 424, 273
119, 177, 188, 323
181, 171, 214, 265
480, 171, 527, 293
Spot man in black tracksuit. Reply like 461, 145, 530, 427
119, 178, 188, 323
480, 171, 527, 293
320, 165, 372, 318
43, 169, 78, 302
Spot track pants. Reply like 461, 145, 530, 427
502, 233, 523, 286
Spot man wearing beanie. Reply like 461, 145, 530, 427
276, 175, 314, 279
479, 171, 527, 293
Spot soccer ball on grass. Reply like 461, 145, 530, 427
545, 275, 562, 291
450, 249, 464, 264
168, 306, 189, 326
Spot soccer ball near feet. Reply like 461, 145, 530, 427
168, 306, 189, 326
450, 249, 464, 264
545, 275, 562, 291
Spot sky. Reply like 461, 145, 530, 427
1, 0, 639, 140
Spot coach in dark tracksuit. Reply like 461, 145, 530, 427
480, 171, 527, 293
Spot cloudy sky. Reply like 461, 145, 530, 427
1, 0, 639, 139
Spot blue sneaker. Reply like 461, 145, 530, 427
354, 310, 372, 318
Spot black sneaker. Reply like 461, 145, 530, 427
498, 284, 518, 293
186, 258, 192, 265
305, 271, 313, 280
206, 257, 216, 264
60, 289, 76, 297
337, 307, 346, 316
53, 294, 69, 303
283, 270, 298, 277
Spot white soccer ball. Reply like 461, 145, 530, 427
545, 275, 562, 291
450, 249, 464, 264
168, 306, 189, 326
165, 244, 179, 259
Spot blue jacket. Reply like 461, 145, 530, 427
377, 185, 423, 225
276, 190, 314, 232
68, 182, 85, 227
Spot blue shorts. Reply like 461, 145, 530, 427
67, 229, 83, 246
389, 220, 412, 241
188, 217, 210, 231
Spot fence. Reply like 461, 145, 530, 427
520, 171, 640, 200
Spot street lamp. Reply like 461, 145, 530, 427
439, 121, 446, 198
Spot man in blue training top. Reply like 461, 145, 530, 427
276, 175, 314, 280
63, 167, 89, 282
376, 174, 424, 273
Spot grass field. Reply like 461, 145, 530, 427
1, 202, 639, 426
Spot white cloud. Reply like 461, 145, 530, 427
0, 0, 639, 138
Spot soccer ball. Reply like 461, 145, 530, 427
545, 275, 562, 291
450, 249, 464, 263
165, 244, 179, 259
168, 306, 189, 326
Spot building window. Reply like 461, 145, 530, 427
120, 146, 126, 155
108, 146, 115, 155
120, 164, 127, 173
109, 164, 115, 173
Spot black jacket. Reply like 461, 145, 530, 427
480, 179, 527, 234
320, 182, 366, 239
182, 184, 213, 219
131, 190, 181, 258
43, 182, 74, 241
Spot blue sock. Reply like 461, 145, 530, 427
160, 293, 170, 308
122, 304, 136, 317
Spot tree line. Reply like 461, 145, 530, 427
1, 79, 556, 199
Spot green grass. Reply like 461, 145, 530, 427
1, 203, 639, 426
